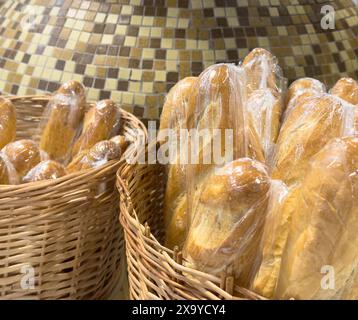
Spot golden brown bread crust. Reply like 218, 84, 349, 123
72, 99, 120, 156
110, 135, 128, 154
159, 77, 197, 135
67, 140, 120, 173
275, 136, 358, 299
0, 153, 19, 184
2, 139, 42, 179
253, 136, 358, 299
23, 160, 67, 182
184, 158, 270, 283
0, 97, 16, 149
331, 77, 358, 105
39, 80, 86, 163
272, 94, 352, 185
285, 78, 326, 106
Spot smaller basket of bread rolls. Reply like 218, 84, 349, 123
0, 80, 146, 299
117, 47, 358, 300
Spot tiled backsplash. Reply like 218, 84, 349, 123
0, 0, 357, 122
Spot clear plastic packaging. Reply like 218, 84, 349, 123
23, 160, 67, 183
183, 158, 271, 287
110, 135, 128, 154
272, 93, 358, 186
242, 48, 286, 159
0, 97, 16, 149
252, 135, 358, 299
1, 139, 46, 180
283, 77, 326, 122
0, 152, 19, 185
38, 80, 86, 164
66, 140, 121, 173
72, 99, 121, 157
330, 77, 358, 105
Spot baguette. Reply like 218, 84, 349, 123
184, 158, 271, 285
39, 80, 86, 163
72, 99, 120, 156
331, 77, 358, 105
23, 160, 67, 183
0, 97, 16, 149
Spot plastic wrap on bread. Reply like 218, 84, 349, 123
0, 152, 19, 184
242, 48, 286, 159
67, 140, 121, 173
72, 99, 121, 156
283, 77, 326, 122
330, 77, 358, 105
39, 80, 86, 164
183, 158, 271, 287
0, 97, 16, 149
23, 160, 67, 183
272, 93, 358, 186
252, 135, 358, 299
1, 139, 47, 180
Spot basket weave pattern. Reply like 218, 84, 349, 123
117, 152, 265, 300
0, 96, 145, 299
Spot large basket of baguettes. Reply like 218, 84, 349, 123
0, 80, 146, 299
117, 48, 358, 300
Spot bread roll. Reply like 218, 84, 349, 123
0, 152, 19, 184
0, 97, 16, 149
275, 136, 358, 299
283, 77, 326, 122
242, 48, 284, 158
272, 94, 356, 186
72, 99, 120, 156
331, 77, 358, 105
23, 160, 67, 182
67, 140, 120, 173
39, 80, 86, 163
110, 135, 128, 153
2, 139, 42, 179
184, 158, 271, 286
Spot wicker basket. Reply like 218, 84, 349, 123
0, 95, 146, 299
117, 145, 266, 300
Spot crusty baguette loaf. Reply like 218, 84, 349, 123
72, 99, 120, 156
252, 136, 358, 299
184, 158, 271, 283
242, 48, 284, 158
0, 152, 19, 184
67, 140, 120, 173
39, 80, 86, 163
2, 139, 43, 179
23, 160, 67, 183
331, 77, 358, 105
0, 97, 16, 149
275, 136, 358, 299
272, 94, 356, 186
283, 77, 326, 122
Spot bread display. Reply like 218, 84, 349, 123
23, 160, 67, 183
110, 135, 128, 153
72, 99, 121, 156
0, 97, 16, 149
253, 136, 358, 299
2, 139, 44, 180
184, 159, 271, 286
39, 80, 86, 163
242, 48, 284, 158
67, 140, 121, 173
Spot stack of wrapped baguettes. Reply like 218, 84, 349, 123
0, 80, 128, 184
159, 48, 358, 300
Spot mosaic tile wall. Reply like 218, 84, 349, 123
0, 0, 357, 122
